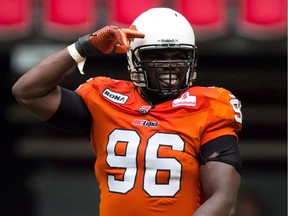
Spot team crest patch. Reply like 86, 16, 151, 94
102, 88, 128, 104
132, 119, 159, 127
172, 92, 196, 107
139, 105, 153, 114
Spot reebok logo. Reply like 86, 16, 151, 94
102, 88, 128, 104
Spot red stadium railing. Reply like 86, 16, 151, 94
41, 0, 98, 39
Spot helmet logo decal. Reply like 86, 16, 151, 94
157, 38, 179, 45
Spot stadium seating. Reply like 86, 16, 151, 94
107, 0, 163, 27
237, 0, 287, 39
0, 0, 33, 40
173, 0, 229, 40
41, 0, 98, 39
0, 0, 286, 41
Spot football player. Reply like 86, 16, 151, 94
12, 8, 242, 216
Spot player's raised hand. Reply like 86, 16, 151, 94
74, 25, 145, 56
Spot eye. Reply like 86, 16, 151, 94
139, 49, 190, 61
140, 51, 160, 61
173, 53, 187, 60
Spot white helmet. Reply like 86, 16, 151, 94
127, 7, 198, 98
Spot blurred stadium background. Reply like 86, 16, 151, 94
0, 0, 287, 215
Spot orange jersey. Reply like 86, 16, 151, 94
76, 77, 242, 216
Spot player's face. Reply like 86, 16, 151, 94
139, 49, 190, 93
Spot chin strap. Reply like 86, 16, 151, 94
189, 70, 197, 86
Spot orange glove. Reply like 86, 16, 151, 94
75, 25, 145, 56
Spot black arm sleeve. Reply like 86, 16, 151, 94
45, 87, 92, 137
199, 135, 242, 174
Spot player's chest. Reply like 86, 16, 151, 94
92, 106, 209, 158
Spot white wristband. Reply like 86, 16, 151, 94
67, 43, 86, 74
67, 43, 84, 62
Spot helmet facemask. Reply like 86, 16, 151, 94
128, 45, 197, 99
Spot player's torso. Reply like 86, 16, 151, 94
77, 77, 227, 216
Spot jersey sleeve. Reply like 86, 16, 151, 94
75, 78, 95, 99
75, 77, 112, 102
201, 88, 242, 145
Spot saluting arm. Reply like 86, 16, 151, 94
12, 25, 145, 121
12, 48, 75, 121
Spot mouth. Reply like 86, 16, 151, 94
159, 74, 179, 86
